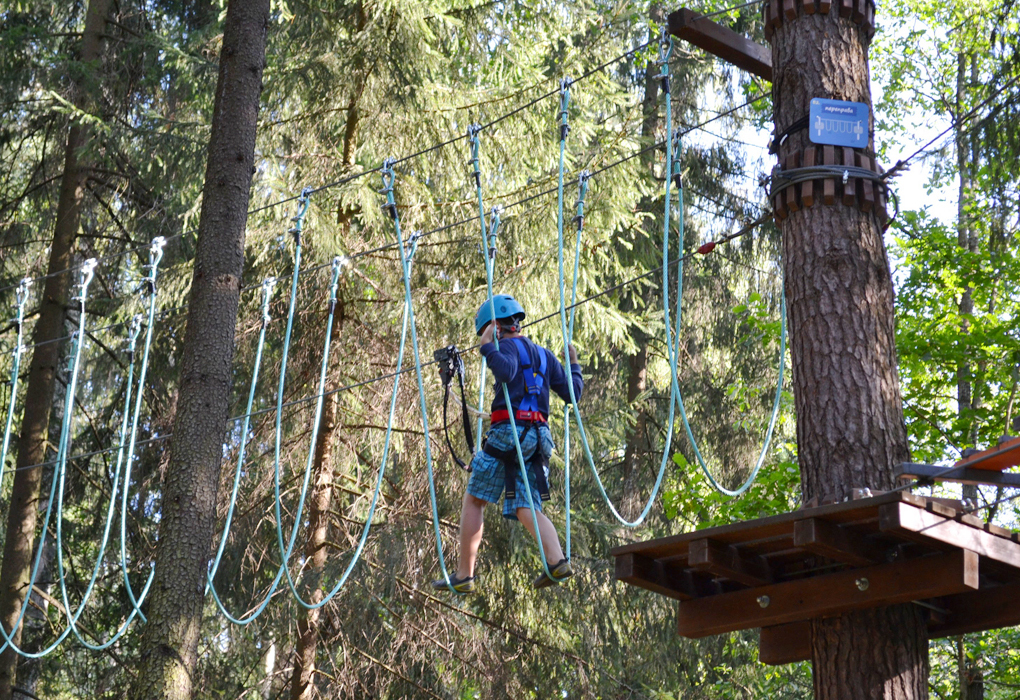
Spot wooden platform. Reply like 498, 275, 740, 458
611, 491, 1020, 664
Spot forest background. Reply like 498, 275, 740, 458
0, 0, 1017, 697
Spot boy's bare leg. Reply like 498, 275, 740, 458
458, 493, 487, 579
515, 508, 565, 564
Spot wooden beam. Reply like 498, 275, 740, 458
759, 622, 810, 665
667, 8, 773, 82
676, 550, 978, 638
615, 553, 698, 601
793, 518, 880, 566
897, 462, 1020, 488
954, 436, 1020, 471
879, 501, 1020, 569
761, 581, 1020, 664
688, 539, 772, 587
932, 582, 1020, 637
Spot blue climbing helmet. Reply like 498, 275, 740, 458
475, 294, 526, 336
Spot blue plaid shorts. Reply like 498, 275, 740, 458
467, 422, 555, 520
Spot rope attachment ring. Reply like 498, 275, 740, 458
289, 186, 313, 244
13, 278, 31, 344
467, 124, 483, 188
559, 77, 572, 142
485, 206, 502, 260
670, 128, 684, 189
73, 259, 98, 306
260, 277, 277, 326
143, 236, 166, 295
572, 171, 592, 232
655, 28, 674, 95
379, 158, 398, 220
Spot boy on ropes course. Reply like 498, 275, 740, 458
433, 294, 583, 593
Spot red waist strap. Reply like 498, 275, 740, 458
490, 409, 547, 424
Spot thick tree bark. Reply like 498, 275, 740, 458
0, 1, 112, 697
770, 8, 924, 700
129, 1, 270, 697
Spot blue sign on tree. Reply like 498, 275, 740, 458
808, 98, 869, 148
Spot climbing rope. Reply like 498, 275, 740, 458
554, 30, 682, 527
469, 126, 565, 585
118, 236, 166, 621
379, 159, 465, 596
0, 279, 31, 476
671, 125, 787, 497
0, 260, 101, 658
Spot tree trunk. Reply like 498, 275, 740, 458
956, 51, 980, 449
0, 0, 112, 696
289, 301, 345, 700
129, 1, 270, 697
769, 8, 924, 700
289, 39, 370, 689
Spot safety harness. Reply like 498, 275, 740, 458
482, 337, 551, 502
434, 345, 475, 471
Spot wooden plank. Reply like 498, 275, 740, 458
819, 0, 832, 14
676, 550, 978, 637
802, 0, 817, 15
783, 0, 798, 21
852, 0, 866, 24
785, 152, 800, 213
822, 146, 836, 204
857, 152, 875, 212
760, 622, 810, 664
896, 462, 1020, 489
985, 521, 1013, 539
610, 490, 913, 559
770, 0, 783, 29
933, 582, 1020, 637
793, 518, 880, 567
954, 436, 1020, 471
764, 1, 774, 39
762, 583, 1020, 663
668, 8, 773, 82
615, 553, 697, 601
760, 622, 811, 665
801, 146, 816, 207
839, 0, 852, 18
865, 0, 875, 34
689, 539, 772, 587
879, 501, 1020, 568
841, 147, 856, 205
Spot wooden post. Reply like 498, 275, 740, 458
765, 0, 924, 695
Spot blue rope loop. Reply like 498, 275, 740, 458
552, 36, 681, 528
375, 158, 464, 597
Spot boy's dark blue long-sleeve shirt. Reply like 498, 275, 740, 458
480, 336, 583, 418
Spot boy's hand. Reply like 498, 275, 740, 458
568, 344, 578, 364
480, 322, 495, 345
